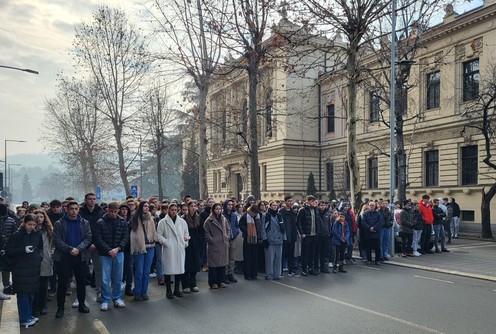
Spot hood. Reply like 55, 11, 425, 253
223, 199, 232, 217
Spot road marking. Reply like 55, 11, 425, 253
357, 265, 381, 271
413, 275, 454, 284
451, 243, 496, 250
93, 319, 110, 334
273, 281, 444, 334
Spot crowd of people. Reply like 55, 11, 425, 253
0, 193, 461, 328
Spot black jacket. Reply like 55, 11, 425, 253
432, 206, 446, 225
5, 229, 42, 294
318, 210, 331, 237
80, 204, 105, 241
279, 208, 298, 243
296, 206, 321, 236
53, 215, 92, 262
94, 214, 129, 256
361, 210, 383, 240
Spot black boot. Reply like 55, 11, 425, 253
338, 264, 347, 273
173, 280, 183, 297
165, 275, 174, 299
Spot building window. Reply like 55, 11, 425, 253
369, 92, 380, 122
327, 104, 335, 133
463, 58, 479, 101
461, 145, 478, 185
367, 158, 378, 189
426, 71, 440, 109
461, 210, 475, 222
425, 150, 439, 187
326, 162, 334, 191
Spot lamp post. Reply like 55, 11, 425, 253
4, 140, 26, 201
389, 0, 397, 257
0, 65, 39, 75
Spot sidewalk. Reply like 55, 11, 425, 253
381, 236, 496, 282
0, 294, 18, 334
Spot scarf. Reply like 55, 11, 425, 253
246, 214, 257, 244
130, 212, 156, 254
340, 220, 345, 239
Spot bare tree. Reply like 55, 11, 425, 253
43, 77, 113, 192
462, 62, 496, 238
72, 6, 151, 195
148, 0, 227, 199
141, 81, 188, 200
362, 0, 449, 204
219, 0, 280, 200
302, 0, 390, 210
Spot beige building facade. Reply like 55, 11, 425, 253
206, 3, 496, 227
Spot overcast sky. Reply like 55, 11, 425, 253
0, 0, 146, 159
0, 0, 483, 161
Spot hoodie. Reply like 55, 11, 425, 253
223, 200, 240, 240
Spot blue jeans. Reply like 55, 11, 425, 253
133, 248, 155, 296
100, 253, 124, 303
433, 224, 445, 250
380, 227, 391, 259
17, 293, 34, 323
154, 244, 163, 277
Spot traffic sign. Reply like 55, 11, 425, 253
130, 185, 138, 198
95, 186, 102, 200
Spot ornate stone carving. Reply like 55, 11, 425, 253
455, 44, 465, 60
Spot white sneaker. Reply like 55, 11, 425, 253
0, 292, 11, 300
20, 319, 36, 328
100, 302, 108, 311
31, 317, 39, 323
413, 251, 421, 257
328, 262, 333, 268
71, 299, 79, 308
149, 272, 157, 278
113, 299, 125, 308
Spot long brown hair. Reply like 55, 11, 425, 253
34, 209, 54, 240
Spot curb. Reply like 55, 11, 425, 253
0, 295, 20, 334
383, 260, 496, 282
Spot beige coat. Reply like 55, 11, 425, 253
204, 214, 230, 268
157, 214, 189, 275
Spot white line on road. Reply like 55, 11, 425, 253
357, 265, 381, 271
273, 281, 445, 334
413, 275, 454, 284
93, 319, 110, 334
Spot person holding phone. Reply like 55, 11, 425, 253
4, 214, 43, 328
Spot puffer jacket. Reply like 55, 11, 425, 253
94, 214, 129, 256
279, 208, 298, 243
5, 229, 42, 294
296, 206, 321, 236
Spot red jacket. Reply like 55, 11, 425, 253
418, 199, 434, 224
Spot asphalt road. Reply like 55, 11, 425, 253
25, 263, 496, 334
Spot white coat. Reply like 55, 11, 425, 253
156, 214, 189, 275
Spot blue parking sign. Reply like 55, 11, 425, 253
130, 185, 138, 198
95, 186, 102, 200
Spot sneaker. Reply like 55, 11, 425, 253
442, 248, 450, 252
100, 302, 109, 311
328, 262, 333, 268
114, 299, 125, 308
20, 319, 36, 328
192, 287, 199, 292
30, 317, 40, 323
183, 288, 191, 294
142, 294, 149, 301
288, 272, 300, 278
211, 284, 218, 289
71, 299, 79, 308
413, 251, 421, 257
219, 283, 227, 288
282, 267, 288, 272
0, 292, 11, 300
149, 272, 157, 278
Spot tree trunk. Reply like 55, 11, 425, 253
198, 86, 209, 200
346, 42, 362, 212
86, 145, 98, 191
114, 125, 130, 196
481, 184, 495, 238
157, 151, 164, 201
248, 60, 260, 200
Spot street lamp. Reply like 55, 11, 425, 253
4, 140, 26, 201
0, 65, 39, 75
